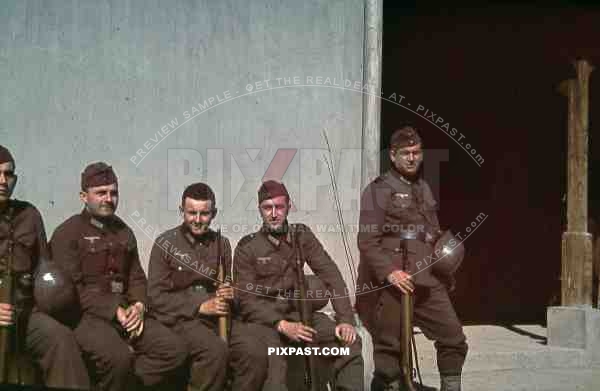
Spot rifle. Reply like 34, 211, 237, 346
399, 240, 419, 391
0, 223, 15, 383
216, 229, 230, 343
399, 293, 417, 391
292, 227, 320, 391
0, 207, 36, 385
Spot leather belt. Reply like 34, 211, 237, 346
188, 283, 209, 294
398, 231, 438, 244
398, 231, 426, 241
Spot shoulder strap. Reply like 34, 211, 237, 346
0, 203, 15, 273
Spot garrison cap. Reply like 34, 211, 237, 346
81, 162, 118, 191
0, 145, 15, 165
258, 180, 290, 204
390, 125, 422, 149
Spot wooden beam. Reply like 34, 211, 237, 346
561, 59, 594, 306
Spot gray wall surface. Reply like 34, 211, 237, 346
1, 0, 365, 266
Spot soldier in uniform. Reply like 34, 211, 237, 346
356, 126, 468, 391
234, 180, 364, 391
50, 162, 187, 391
0, 145, 90, 389
147, 182, 268, 391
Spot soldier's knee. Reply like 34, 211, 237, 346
207, 339, 229, 364
166, 335, 188, 369
43, 321, 79, 354
236, 341, 268, 372
248, 344, 268, 363
106, 348, 134, 375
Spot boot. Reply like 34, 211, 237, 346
440, 375, 461, 391
412, 381, 438, 391
371, 378, 437, 391
371, 375, 392, 391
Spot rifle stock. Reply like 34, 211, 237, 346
0, 208, 38, 385
400, 240, 417, 391
292, 228, 320, 391
400, 293, 417, 391
0, 265, 14, 383
0, 222, 36, 385
216, 229, 229, 343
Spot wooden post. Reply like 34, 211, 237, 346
561, 59, 594, 306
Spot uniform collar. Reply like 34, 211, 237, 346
80, 209, 117, 231
260, 222, 293, 248
179, 224, 214, 247
389, 168, 416, 185
0, 200, 14, 221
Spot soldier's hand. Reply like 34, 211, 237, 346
276, 320, 317, 343
124, 302, 144, 333
387, 270, 414, 294
335, 323, 357, 346
216, 284, 234, 301
116, 306, 128, 327
0, 303, 14, 326
129, 320, 144, 339
198, 296, 229, 316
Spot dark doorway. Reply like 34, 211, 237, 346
381, 1, 600, 323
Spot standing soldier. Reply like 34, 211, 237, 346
0, 145, 90, 389
147, 182, 268, 391
356, 125, 468, 391
235, 180, 364, 391
50, 162, 187, 391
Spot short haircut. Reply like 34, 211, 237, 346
181, 182, 216, 206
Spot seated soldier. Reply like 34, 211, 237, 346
147, 182, 267, 391
234, 180, 364, 391
0, 145, 89, 389
50, 162, 188, 391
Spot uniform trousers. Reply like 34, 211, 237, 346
25, 310, 90, 389
74, 314, 187, 391
248, 313, 364, 391
369, 283, 467, 382
171, 318, 268, 391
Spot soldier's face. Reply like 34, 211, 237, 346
0, 161, 17, 203
390, 144, 423, 177
181, 198, 215, 236
80, 183, 119, 218
259, 195, 290, 230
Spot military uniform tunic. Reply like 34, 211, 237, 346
50, 210, 187, 391
356, 169, 468, 381
0, 200, 90, 389
147, 225, 267, 391
234, 223, 364, 391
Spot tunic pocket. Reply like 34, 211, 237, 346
255, 257, 280, 277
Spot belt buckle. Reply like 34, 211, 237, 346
110, 277, 124, 294
190, 284, 207, 294
399, 231, 418, 240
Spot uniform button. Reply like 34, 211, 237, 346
109, 270, 114, 275
177, 266, 183, 271
394, 248, 401, 252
